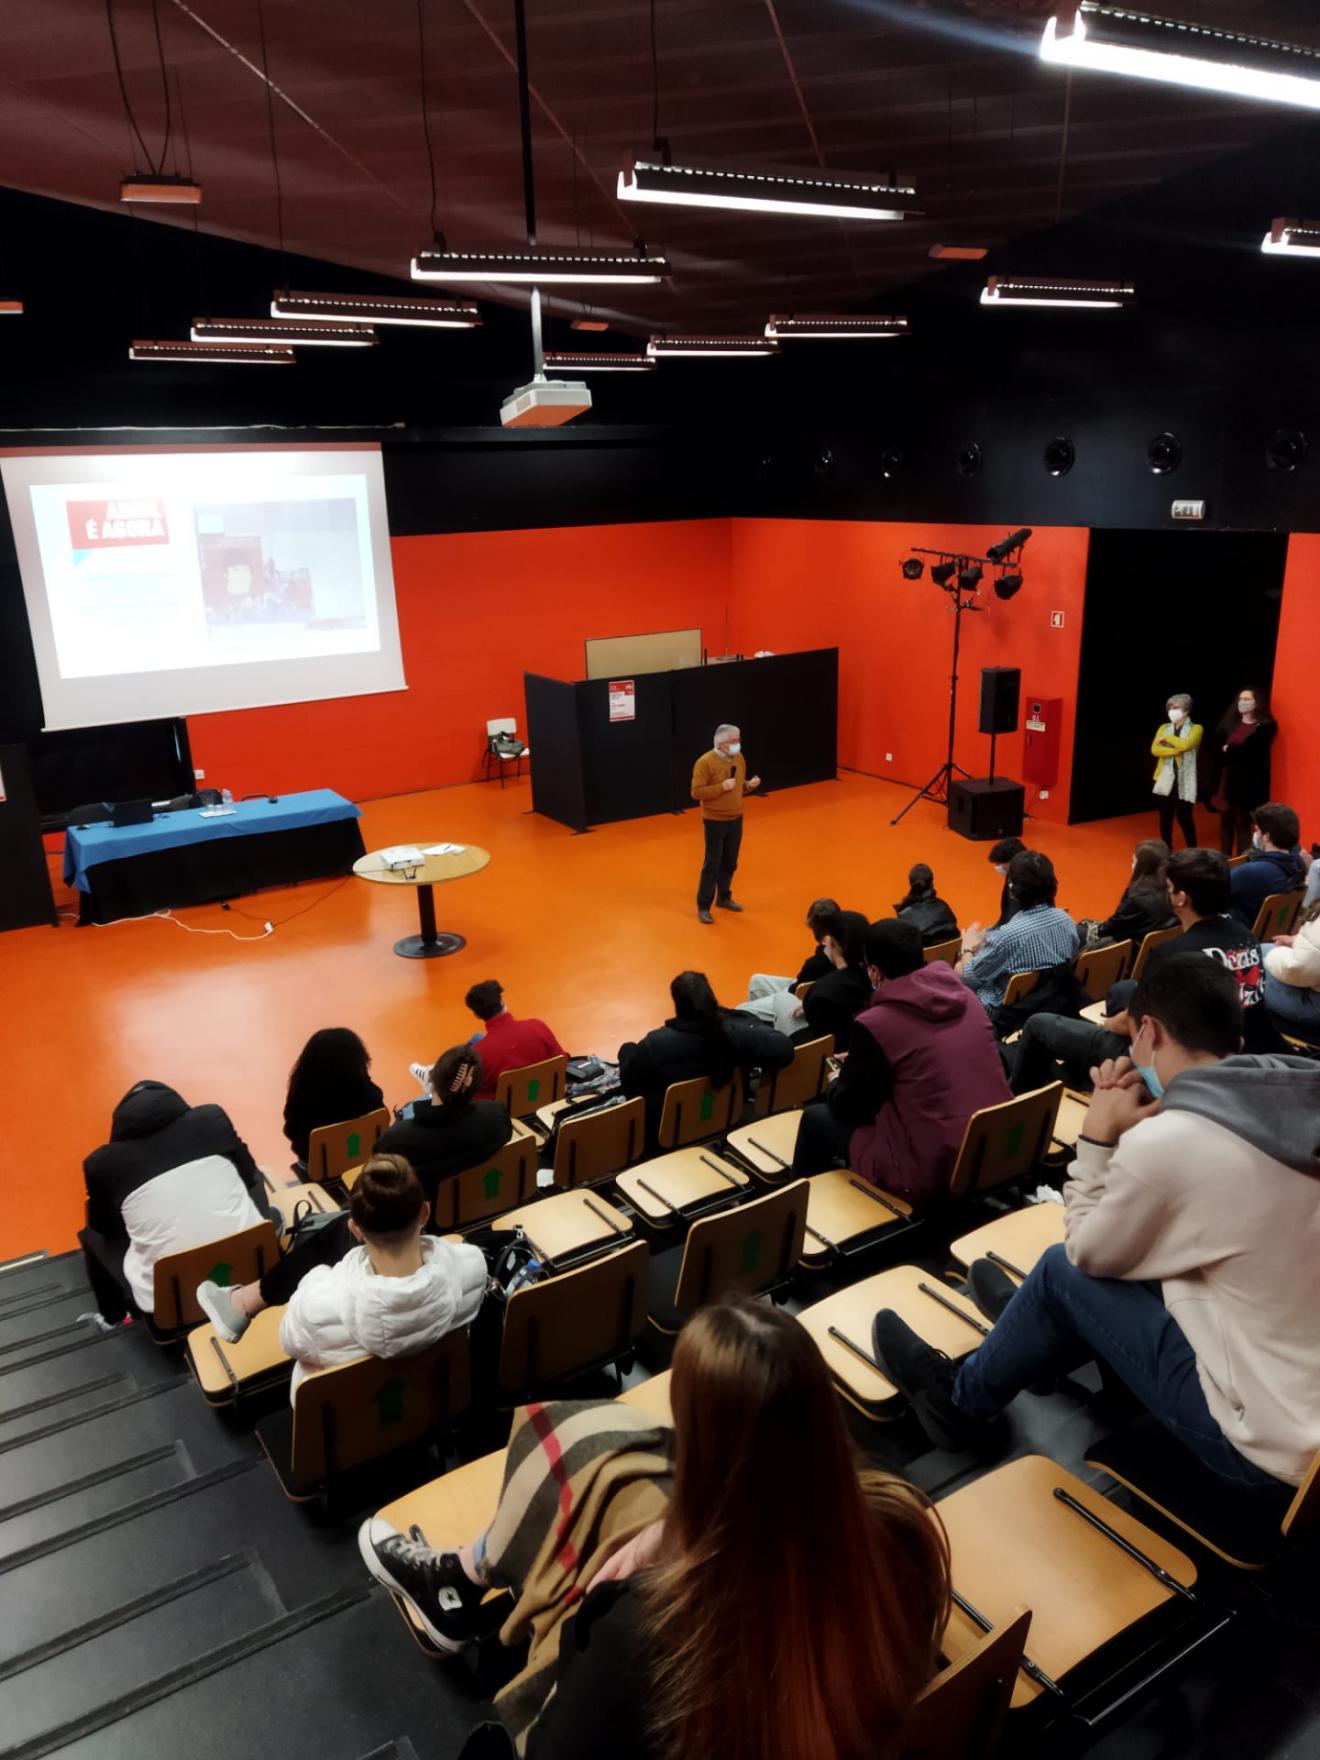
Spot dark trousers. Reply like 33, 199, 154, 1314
1218, 805, 1253, 857
79, 1228, 134, 1323
1010, 1015, 1127, 1095
1157, 796, 1198, 848
258, 1212, 354, 1305
697, 816, 743, 909
791, 1097, 854, 1174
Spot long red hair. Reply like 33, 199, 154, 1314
639, 1297, 950, 1760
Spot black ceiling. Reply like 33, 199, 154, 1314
2, 0, 1319, 337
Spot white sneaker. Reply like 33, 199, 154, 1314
196, 1279, 251, 1343
408, 1061, 432, 1094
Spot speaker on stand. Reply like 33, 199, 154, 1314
948, 667, 1025, 840
978, 666, 1020, 781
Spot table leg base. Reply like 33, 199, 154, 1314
394, 931, 466, 959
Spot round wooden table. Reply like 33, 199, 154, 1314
353, 843, 491, 959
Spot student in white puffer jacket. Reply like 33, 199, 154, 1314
279, 1153, 488, 1400
1262, 910, 1320, 1047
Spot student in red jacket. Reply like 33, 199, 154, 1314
463, 980, 566, 1098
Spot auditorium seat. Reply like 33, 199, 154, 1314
1073, 941, 1133, 1003
495, 1053, 569, 1127
262, 1172, 340, 1236
490, 1186, 634, 1273
900, 1609, 1029, 1760
1251, 888, 1305, 942
950, 1203, 1067, 1285
1000, 970, 1040, 1010
923, 937, 963, 968
186, 1302, 292, 1407
345, 1127, 538, 1232
148, 1219, 282, 1340
754, 1032, 833, 1116
305, 1106, 391, 1187
614, 1143, 751, 1227
495, 1239, 649, 1404
540, 1094, 646, 1190
1129, 925, 1183, 981
656, 1072, 744, 1149
644, 1180, 808, 1340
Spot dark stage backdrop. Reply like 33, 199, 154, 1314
1069, 530, 1287, 824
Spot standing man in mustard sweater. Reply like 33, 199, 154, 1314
691, 723, 760, 923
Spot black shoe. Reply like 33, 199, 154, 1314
870, 1311, 1004, 1455
968, 1258, 1018, 1325
698, 908, 714, 923
716, 897, 744, 912
358, 1519, 487, 1653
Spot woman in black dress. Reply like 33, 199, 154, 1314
1209, 685, 1277, 856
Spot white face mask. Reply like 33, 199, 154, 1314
725, 742, 741, 756
993, 864, 1008, 876
1167, 708, 1185, 724
1238, 699, 1255, 716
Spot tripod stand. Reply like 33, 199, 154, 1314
890, 580, 983, 826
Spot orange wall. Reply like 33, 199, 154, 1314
185, 518, 733, 801
727, 520, 1090, 824
1273, 534, 1320, 836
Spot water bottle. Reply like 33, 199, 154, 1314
220, 788, 233, 806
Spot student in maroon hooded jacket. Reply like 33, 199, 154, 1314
790, 918, 1011, 1208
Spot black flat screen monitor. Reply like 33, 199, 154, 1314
29, 717, 194, 830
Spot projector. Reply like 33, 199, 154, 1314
499, 378, 592, 428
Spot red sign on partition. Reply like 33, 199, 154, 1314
67, 498, 170, 552
608, 680, 636, 723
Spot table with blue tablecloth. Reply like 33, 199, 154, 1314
64, 789, 366, 923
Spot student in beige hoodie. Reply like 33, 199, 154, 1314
872, 953, 1320, 1499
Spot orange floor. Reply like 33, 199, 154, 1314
5, 771, 1150, 1261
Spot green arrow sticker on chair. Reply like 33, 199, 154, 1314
739, 1231, 763, 1274
1003, 1122, 1025, 1157
374, 1379, 406, 1428
527, 1078, 541, 1101
483, 1167, 503, 1199
345, 1131, 362, 1160
699, 1092, 715, 1122
207, 1261, 232, 1287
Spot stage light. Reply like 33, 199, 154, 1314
986, 528, 1033, 563
618, 156, 917, 222
1041, 4, 1320, 112
958, 562, 983, 592
412, 248, 668, 285
901, 558, 924, 580
930, 244, 988, 261
982, 275, 1134, 309
1261, 217, 1320, 258
994, 572, 1024, 601
931, 560, 957, 587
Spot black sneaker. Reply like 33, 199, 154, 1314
871, 1311, 1005, 1455
698, 908, 714, 924
968, 1258, 1018, 1325
716, 897, 744, 912
358, 1518, 487, 1653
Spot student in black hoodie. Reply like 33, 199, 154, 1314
375, 1046, 512, 1210
80, 1082, 268, 1323
754, 910, 873, 1049
1079, 839, 1176, 951
893, 864, 959, 949
282, 1027, 384, 1172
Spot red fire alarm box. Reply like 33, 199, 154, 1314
1022, 694, 1063, 790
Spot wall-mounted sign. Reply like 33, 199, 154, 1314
608, 680, 635, 722
1171, 499, 1207, 521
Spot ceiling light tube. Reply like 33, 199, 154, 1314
930, 244, 988, 260
130, 340, 295, 364
192, 318, 377, 347
1261, 217, 1320, 257
542, 350, 654, 372
0, 300, 23, 315
271, 289, 480, 327
647, 335, 779, 358
412, 249, 668, 285
981, 274, 1134, 308
120, 175, 202, 204
765, 314, 908, 339
1041, 4, 1320, 110
619, 157, 917, 222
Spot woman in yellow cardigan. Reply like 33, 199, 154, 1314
1151, 691, 1202, 847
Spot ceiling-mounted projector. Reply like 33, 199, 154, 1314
499, 377, 592, 428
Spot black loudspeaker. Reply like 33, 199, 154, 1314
948, 778, 1025, 843
978, 667, 1021, 735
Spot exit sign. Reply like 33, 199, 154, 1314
1050, 611, 1065, 629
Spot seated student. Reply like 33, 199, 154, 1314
80, 1081, 269, 1325
277, 1154, 487, 1400
957, 851, 1078, 1013
1262, 908, 1320, 1046
1079, 838, 1176, 949
791, 920, 1011, 1208
988, 837, 1027, 928
1156, 847, 1283, 1054
740, 897, 843, 1019
358, 1295, 951, 1760
283, 1027, 384, 1172
873, 956, 1320, 1503
377, 1046, 512, 1210
461, 980, 566, 1101
1228, 802, 1307, 929
752, 910, 872, 1048
893, 863, 960, 949
620, 971, 794, 1150
1009, 982, 1134, 1095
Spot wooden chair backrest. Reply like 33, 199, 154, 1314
495, 1054, 569, 1118
551, 1097, 645, 1189
949, 1083, 1064, 1199
1252, 888, 1305, 943
899, 1609, 1030, 1760
793, 980, 813, 1001
306, 1107, 390, 1184
1226, 852, 1250, 869
152, 1220, 281, 1330
497, 1240, 649, 1401
658, 1072, 744, 1150
290, 1329, 472, 1486
1281, 1448, 1320, 1553
1000, 969, 1039, 1009
757, 1034, 834, 1117
671, 1180, 809, 1316
923, 938, 962, 968
1129, 924, 1183, 981
1073, 939, 1133, 1003
432, 1133, 536, 1230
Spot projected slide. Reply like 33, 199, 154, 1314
1, 446, 406, 730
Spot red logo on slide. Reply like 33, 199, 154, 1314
67, 499, 170, 551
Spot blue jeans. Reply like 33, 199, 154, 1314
954, 1245, 1290, 1500
1259, 942, 1320, 1045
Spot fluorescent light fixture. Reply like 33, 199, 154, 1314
981, 274, 1134, 308
1261, 217, 1320, 257
271, 289, 480, 328
0, 300, 23, 315
120, 174, 202, 204
1041, 4, 1320, 110
192, 318, 376, 348
542, 350, 654, 372
764, 314, 907, 339
647, 334, 779, 358
618, 156, 917, 221
930, 244, 988, 261
412, 248, 668, 285
130, 340, 295, 364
